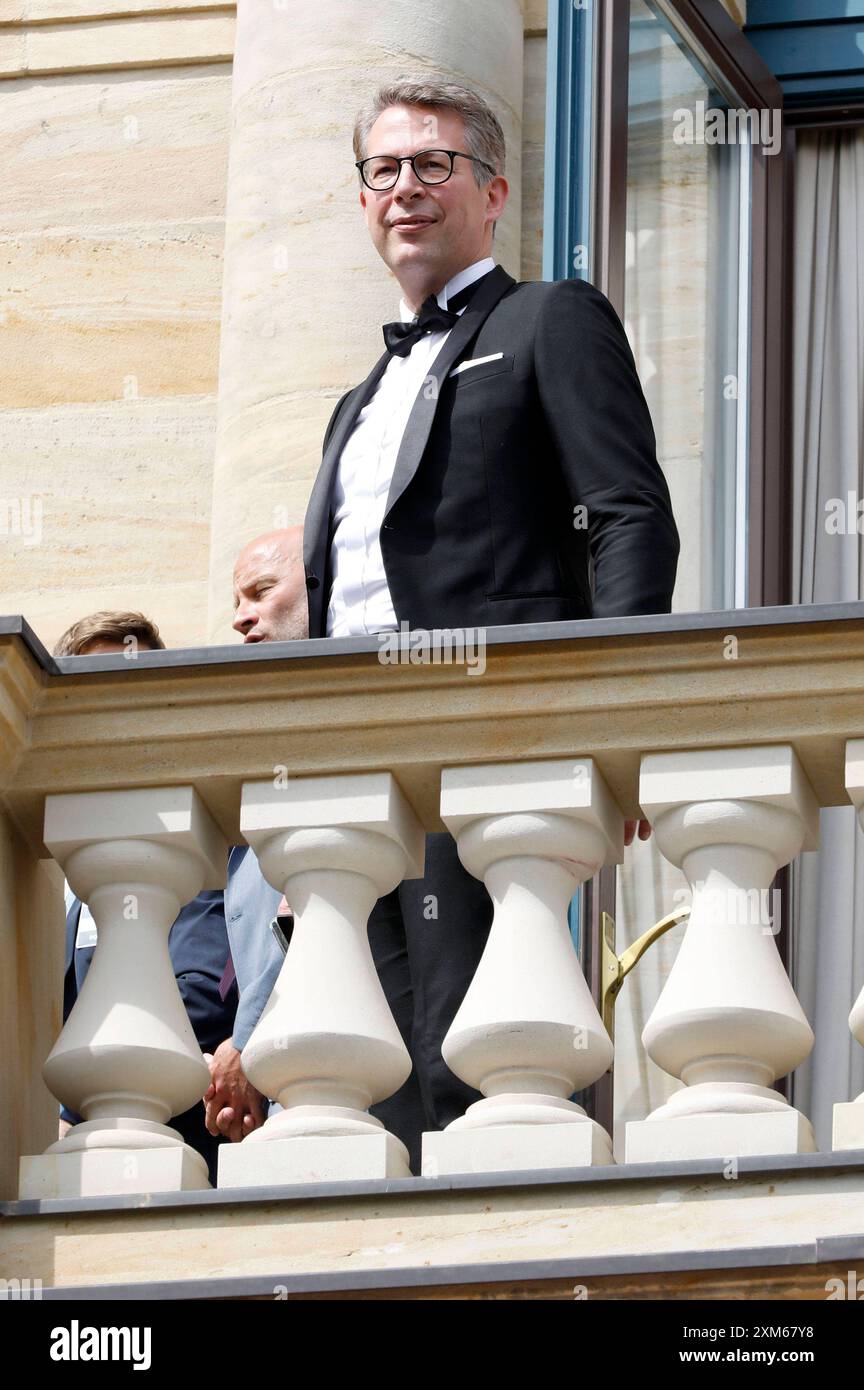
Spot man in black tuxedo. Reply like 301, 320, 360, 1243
302, 79, 680, 1157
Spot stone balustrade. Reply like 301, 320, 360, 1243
220, 771, 425, 1186
627, 746, 819, 1162
20, 787, 226, 1198
4, 605, 864, 1201
424, 758, 621, 1177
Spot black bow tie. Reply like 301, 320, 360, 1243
382, 276, 488, 357
383, 296, 458, 357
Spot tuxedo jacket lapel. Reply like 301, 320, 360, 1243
303, 348, 391, 579
384, 265, 515, 521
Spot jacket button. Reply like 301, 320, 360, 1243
306, 574, 320, 590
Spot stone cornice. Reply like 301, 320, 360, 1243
0, 5, 235, 79
2, 604, 864, 854
2, 2, 233, 19
0, 628, 47, 790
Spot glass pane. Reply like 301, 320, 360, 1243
613, 0, 752, 1158
543, 0, 596, 282
624, 0, 749, 613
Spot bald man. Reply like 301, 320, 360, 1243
232, 526, 309, 643
205, 526, 428, 1166
203, 527, 308, 1142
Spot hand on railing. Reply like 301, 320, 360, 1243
624, 818, 652, 846
203, 1040, 267, 1143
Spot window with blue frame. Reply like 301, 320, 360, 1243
625, 0, 750, 613
545, 0, 752, 615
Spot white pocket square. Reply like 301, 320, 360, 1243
449, 352, 505, 378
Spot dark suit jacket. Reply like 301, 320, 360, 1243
303, 266, 679, 636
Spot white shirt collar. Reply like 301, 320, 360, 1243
398, 257, 497, 323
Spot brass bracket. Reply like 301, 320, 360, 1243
600, 904, 690, 1046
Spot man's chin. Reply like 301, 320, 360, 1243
385, 237, 440, 268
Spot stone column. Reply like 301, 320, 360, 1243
833, 740, 864, 1150
422, 758, 623, 1177
19, 787, 226, 1199
626, 746, 819, 1163
207, 0, 525, 640
218, 771, 425, 1186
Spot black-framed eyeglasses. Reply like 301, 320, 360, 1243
355, 149, 495, 191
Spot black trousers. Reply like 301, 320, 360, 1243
368, 831, 493, 1173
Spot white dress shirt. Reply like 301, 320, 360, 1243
326, 257, 497, 638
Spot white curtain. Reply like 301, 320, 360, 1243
790, 126, 864, 1148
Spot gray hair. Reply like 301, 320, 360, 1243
353, 78, 506, 187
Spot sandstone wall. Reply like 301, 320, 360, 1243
0, 1, 549, 650
0, 4, 233, 650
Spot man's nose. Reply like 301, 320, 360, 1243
232, 602, 256, 634
392, 159, 426, 198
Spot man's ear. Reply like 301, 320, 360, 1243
489, 174, 509, 217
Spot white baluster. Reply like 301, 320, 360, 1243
422, 759, 622, 1178
626, 746, 819, 1163
218, 772, 424, 1187
20, 787, 226, 1198
833, 741, 864, 1150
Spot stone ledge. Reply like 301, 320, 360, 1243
0, 11, 234, 78
5, 1145, 864, 1216
30, 1246, 864, 1300
1, 2, 233, 21
3, 601, 864, 854
3, 1151, 864, 1292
